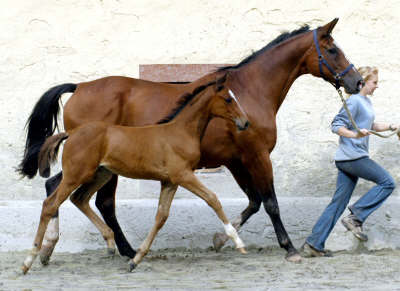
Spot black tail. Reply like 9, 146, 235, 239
17, 83, 77, 178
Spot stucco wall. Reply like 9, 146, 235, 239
1, 0, 400, 201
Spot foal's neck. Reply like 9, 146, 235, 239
173, 93, 214, 140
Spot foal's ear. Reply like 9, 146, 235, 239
215, 74, 227, 92
319, 18, 339, 36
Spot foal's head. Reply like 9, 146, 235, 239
209, 76, 250, 131
304, 18, 363, 94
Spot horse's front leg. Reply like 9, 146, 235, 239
213, 150, 301, 262
245, 151, 301, 262
213, 160, 262, 251
95, 175, 137, 258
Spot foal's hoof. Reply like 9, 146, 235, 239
40, 255, 50, 266
128, 261, 137, 272
213, 232, 227, 252
39, 247, 54, 266
285, 251, 302, 263
21, 264, 29, 275
237, 247, 247, 254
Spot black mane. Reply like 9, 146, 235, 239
157, 79, 222, 124
218, 25, 310, 72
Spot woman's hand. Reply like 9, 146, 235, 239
354, 128, 371, 138
389, 124, 399, 131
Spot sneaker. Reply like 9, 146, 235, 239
300, 243, 333, 258
341, 214, 368, 241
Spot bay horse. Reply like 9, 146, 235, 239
22, 76, 250, 274
18, 18, 363, 264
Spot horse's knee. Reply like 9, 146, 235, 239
263, 196, 280, 217
249, 199, 262, 214
95, 193, 114, 212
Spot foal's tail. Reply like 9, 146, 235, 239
17, 83, 77, 179
38, 133, 69, 178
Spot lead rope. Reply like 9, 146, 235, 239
337, 88, 400, 139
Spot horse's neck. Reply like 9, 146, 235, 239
236, 32, 312, 113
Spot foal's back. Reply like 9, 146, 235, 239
63, 120, 198, 184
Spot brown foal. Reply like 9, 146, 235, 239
22, 76, 249, 274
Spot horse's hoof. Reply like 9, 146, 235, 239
21, 265, 29, 275
107, 247, 116, 255
285, 252, 302, 263
237, 247, 247, 254
213, 232, 227, 252
128, 261, 137, 272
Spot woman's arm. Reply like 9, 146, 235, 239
372, 122, 399, 132
337, 127, 370, 138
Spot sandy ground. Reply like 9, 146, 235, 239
1, 247, 400, 291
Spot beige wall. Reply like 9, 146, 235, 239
1, 0, 400, 199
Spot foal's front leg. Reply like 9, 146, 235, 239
177, 172, 246, 254
129, 181, 178, 272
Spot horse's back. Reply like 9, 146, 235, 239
63, 75, 215, 130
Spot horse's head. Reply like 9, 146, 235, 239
305, 18, 363, 94
210, 75, 250, 131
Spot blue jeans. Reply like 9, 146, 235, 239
306, 157, 395, 251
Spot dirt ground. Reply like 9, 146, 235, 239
1, 247, 399, 291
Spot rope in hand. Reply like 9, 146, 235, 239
337, 88, 400, 139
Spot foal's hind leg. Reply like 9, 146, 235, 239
22, 180, 78, 274
213, 162, 262, 251
95, 175, 137, 258
70, 168, 115, 254
39, 171, 63, 265
129, 181, 178, 271
177, 172, 246, 253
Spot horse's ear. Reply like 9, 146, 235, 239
319, 18, 339, 36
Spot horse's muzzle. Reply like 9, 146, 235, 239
236, 119, 250, 131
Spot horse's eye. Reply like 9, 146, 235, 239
225, 97, 232, 103
327, 47, 338, 55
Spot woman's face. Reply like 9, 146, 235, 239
362, 74, 379, 96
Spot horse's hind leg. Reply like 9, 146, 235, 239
95, 175, 137, 258
213, 162, 262, 251
129, 181, 178, 271
22, 180, 78, 274
177, 172, 246, 253
70, 168, 115, 254
39, 171, 63, 265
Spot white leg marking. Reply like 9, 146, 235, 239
42, 217, 59, 247
224, 223, 245, 249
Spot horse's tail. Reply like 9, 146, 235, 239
38, 133, 69, 178
17, 83, 77, 179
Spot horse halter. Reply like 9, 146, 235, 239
313, 29, 354, 89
